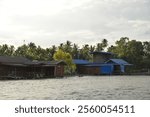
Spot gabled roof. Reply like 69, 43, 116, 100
106, 59, 131, 65
73, 59, 90, 65
90, 51, 114, 55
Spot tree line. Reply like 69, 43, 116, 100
0, 37, 150, 72
0, 38, 108, 61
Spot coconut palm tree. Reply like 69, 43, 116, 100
72, 43, 79, 59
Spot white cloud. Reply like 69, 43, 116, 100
0, 0, 150, 48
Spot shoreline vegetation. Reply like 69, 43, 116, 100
0, 37, 150, 79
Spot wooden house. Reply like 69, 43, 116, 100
0, 56, 66, 80
73, 51, 132, 75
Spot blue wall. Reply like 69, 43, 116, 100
100, 65, 113, 74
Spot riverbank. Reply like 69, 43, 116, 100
0, 72, 150, 80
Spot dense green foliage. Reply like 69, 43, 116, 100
53, 49, 76, 74
108, 37, 150, 71
0, 37, 150, 72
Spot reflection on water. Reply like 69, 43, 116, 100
0, 76, 150, 100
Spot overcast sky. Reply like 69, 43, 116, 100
0, 0, 150, 48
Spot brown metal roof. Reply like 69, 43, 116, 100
0, 56, 66, 66
0, 56, 31, 64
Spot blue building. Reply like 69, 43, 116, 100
73, 52, 132, 75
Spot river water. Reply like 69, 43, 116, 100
0, 76, 150, 100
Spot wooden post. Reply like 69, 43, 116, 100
54, 66, 57, 77
15, 67, 16, 79
148, 69, 150, 74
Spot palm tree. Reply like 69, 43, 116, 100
80, 44, 92, 60
72, 43, 79, 59
101, 39, 108, 48
96, 43, 103, 51
89, 45, 95, 53
28, 42, 36, 49
64, 40, 72, 53
15, 44, 28, 57
58, 43, 64, 50
49, 45, 57, 60
8, 45, 15, 56
0, 44, 9, 55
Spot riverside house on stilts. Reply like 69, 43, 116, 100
0, 56, 66, 80
73, 52, 132, 75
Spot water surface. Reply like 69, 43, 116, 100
0, 76, 150, 100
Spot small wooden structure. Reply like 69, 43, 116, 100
0, 56, 66, 80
